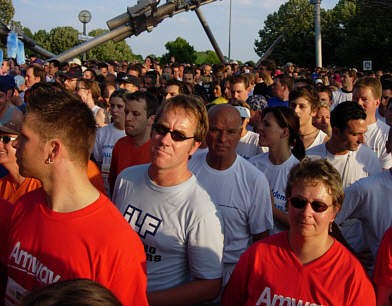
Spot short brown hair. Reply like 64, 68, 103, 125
289, 85, 320, 111
20, 279, 121, 306
28, 64, 46, 83
286, 158, 344, 210
230, 74, 249, 89
354, 76, 382, 100
27, 87, 96, 166
155, 94, 208, 142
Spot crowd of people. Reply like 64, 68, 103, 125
0, 54, 392, 305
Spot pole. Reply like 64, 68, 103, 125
228, 0, 232, 62
83, 23, 87, 61
195, 8, 225, 63
255, 30, 288, 68
313, 0, 322, 67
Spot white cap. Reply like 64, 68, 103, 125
68, 58, 82, 66
234, 106, 250, 118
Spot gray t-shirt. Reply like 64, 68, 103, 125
112, 164, 224, 292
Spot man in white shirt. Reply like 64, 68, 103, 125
331, 68, 356, 109
353, 76, 392, 169
112, 95, 224, 305
307, 101, 382, 253
189, 104, 273, 286
335, 127, 392, 274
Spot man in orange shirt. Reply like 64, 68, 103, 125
109, 91, 159, 195
0, 117, 41, 203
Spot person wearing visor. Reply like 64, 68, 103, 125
0, 117, 41, 203
222, 158, 375, 306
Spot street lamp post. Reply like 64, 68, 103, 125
228, 0, 232, 62
310, 0, 322, 68
78, 10, 92, 62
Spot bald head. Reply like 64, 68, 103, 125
208, 104, 242, 128
206, 104, 242, 168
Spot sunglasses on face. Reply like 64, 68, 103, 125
0, 136, 17, 144
289, 196, 331, 213
152, 123, 195, 142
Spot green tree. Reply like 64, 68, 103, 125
254, 0, 316, 67
47, 26, 79, 54
0, 0, 14, 25
161, 37, 197, 64
195, 50, 220, 65
85, 29, 136, 62
33, 29, 50, 50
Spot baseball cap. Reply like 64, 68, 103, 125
64, 67, 83, 79
68, 58, 82, 66
0, 75, 16, 93
118, 75, 140, 88
234, 106, 250, 118
0, 117, 22, 135
315, 79, 323, 85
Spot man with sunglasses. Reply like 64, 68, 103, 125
188, 104, 273, 288
108, 91, 159, 195
0, 117, 41, 203
112, 95, 224, 305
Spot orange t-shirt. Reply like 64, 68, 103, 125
0, 175, 41, 204
87, 160, 107, 196
0, 162, 106, 203
109, 137, 151, 193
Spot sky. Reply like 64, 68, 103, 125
13, 0, 339, 62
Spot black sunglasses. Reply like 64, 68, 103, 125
289, 196, 331, 213
0, 135, 17, 144
152, 123, 195, 142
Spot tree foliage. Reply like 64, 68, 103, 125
161, 37, 197, 64
0, 0, 14, 25
254, 0, 392, 70
85, 29, 136, 62
195, 50, 220, 65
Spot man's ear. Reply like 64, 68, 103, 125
148, 115, 156, 126
45, 139, 61, 163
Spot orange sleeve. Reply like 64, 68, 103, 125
108, 141, 120, 196
87, 160, 108, 196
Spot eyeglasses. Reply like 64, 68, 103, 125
0, 136, 17, 144
76, 86, 88, 91
152, 123, 195, 142
289, 196, 332, 213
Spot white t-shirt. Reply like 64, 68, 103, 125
249, 153, 299, 233
307, 143, 382, 189
335, 170, 392, 274
112, 164, 224, 292
365, 119, 392, 169
92, 123, 126, 194
188, 153, 273, 264
236, 131, 265, 160
331, 89, 353, 110
306, 129, 327, 151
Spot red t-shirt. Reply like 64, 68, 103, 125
109, 137, 151, 192
4, 188, 148, 306
374, 226, 392, 287
222, 231, 375, 306
0, 199, 13, 302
